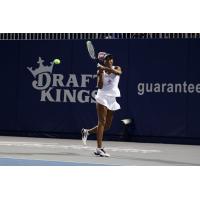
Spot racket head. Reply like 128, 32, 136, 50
86, 41, 96, 60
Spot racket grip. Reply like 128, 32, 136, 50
97, 63, 101, 68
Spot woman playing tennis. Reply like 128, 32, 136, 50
81, 52, 122, 157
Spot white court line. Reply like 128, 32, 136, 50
0, 141, 161, 154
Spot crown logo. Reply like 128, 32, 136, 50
27, 57, 54, 78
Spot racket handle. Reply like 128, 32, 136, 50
97, 63, 101, 68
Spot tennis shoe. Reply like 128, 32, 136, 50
81, 128, 89, 145
94, 148, 110, 157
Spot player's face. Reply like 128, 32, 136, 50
104, 58, 113, 67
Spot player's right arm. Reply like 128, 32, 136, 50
97, 69, 104, 89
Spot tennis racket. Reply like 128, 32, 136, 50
86, 40, 97, 60
86, 40, 104, 69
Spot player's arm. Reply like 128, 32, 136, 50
97, 69, 104, 89
106, 66, 122, 75
98, 65, 122, 75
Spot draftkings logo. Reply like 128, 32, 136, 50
27, 57, 97, 103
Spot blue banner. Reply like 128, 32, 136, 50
0, 39, 200, 139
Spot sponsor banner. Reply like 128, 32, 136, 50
0, 39, 200, 138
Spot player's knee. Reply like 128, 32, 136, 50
98, 118, 106, 126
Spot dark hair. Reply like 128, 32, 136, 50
104, 54, 113, 60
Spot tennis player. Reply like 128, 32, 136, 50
81, 52, 122, 157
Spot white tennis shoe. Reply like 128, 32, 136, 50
81, 128, 89, 145
94, 148, 110, 157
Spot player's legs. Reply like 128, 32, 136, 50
104, 109, 113, 131
86, 110, 113, 134
87, 126, 98, 134
93, 103, 111, 157
81, 104, 114, 156
81, 103, 107, 146
96, 103, 107, 148
82, 107, 113, 145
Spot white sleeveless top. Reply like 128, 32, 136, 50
97, 66, 121, 97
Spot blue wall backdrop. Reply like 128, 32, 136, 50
0, 39, 200, 140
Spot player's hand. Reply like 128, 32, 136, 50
97, 64, 105, 71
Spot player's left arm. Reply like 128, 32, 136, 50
102, 66, 122, 75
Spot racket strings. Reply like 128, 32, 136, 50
87, 41, 96, 59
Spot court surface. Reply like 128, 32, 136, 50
0, 136, 200, 166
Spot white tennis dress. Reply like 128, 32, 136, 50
95, 66, 121, 111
